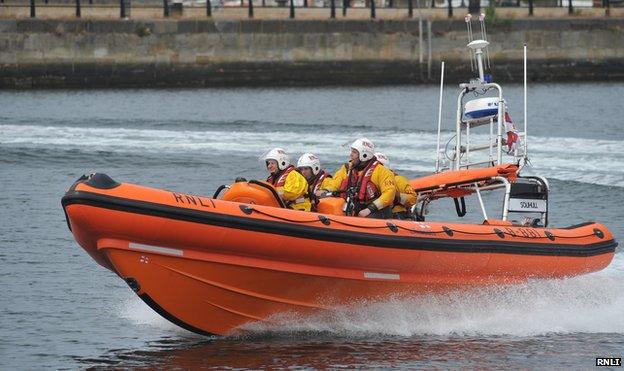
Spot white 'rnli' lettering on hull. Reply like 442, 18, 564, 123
129, 242, 184, 257
364, 272, 401, 280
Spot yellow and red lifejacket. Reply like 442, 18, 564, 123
307, 170, 331, 211
310, 170, 330, 195
266, 165, 296, 187
339, 160, 381, 203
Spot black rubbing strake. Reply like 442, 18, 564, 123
61, 190, 618, 257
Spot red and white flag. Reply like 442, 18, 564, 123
504, 111, 519, 154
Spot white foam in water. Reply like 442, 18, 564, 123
2, 123, 624, 187
116, 296, 181, 331
243, 253, 624, 337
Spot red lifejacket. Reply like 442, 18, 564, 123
267, 165, 295, 187
310, 170, 330, 195
306, 170, 331, 212
339, 160, 380, 203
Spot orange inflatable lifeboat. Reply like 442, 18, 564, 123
61, 22, 618, 336
62, 171, 616, 336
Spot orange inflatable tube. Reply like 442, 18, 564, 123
410, 164, 519, 199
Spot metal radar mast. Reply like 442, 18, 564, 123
429, 14, 546, 226
434, 13, 529, 174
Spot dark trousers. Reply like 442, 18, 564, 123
392, 211, 414, 220
367, 207, 392, 219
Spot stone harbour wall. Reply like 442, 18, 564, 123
0, 18, 623, 88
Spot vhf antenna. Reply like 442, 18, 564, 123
479, 13, 491, 70
465, 14, 475, 72
465, 13, 490, 82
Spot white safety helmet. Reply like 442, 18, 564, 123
350, 137, 375, 162
264, 147, 290, 170
297, 153, 321, 175
374, 152, 390, 169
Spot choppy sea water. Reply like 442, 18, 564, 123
1, 83, 623, 369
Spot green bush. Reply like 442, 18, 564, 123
135, 25, 152, 38
485, 5, 513, 30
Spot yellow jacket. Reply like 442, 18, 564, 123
275, 170, 311, 212
392, 173, 418, 214
323, 162, 396, 211
318, 176, 335, 192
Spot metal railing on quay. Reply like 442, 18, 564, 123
2, 0, 621, 19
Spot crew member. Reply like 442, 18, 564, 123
296, 153, 332, 211
319, 138, 396, 219
264, 148, 311, 211
375, 152, 418, 219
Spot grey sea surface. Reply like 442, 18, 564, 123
1, 83, 623, 369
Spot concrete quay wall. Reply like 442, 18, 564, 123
1, 18, 623, 88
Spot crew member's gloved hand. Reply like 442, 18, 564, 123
358, 208, 371, 217
359, 203, 378, 217
234, 177, 247, 183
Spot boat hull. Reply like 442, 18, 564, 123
62, 178, 617, 336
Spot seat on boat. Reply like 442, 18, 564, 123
316, 197, 345, 216
220, 180, 347, 215
221, 181, 284, 208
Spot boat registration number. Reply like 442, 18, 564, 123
508, 198, 547, 212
